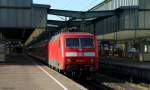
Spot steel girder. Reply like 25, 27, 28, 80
47, 9, 115, 19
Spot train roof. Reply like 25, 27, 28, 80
59, 32, 94, 36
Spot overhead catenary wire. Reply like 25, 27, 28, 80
83, 0, 100, 11
57, 16, 66, 21
48, 0, 71, 21
61, 0, 72, 9
57, 0, 72, 21
51, 0, 102, 21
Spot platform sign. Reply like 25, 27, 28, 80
0, 42, 5, 62
143, 44, 150, 61
100, 41, 110, 49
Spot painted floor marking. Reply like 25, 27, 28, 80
32, 61, 68, 90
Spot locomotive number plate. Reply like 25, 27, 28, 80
76, 60, 83, 62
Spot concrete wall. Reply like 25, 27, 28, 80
86, 8, 150, 40
31, 6, 48, 28
0, 5, 48, 28
86, 15, 119, 35
139, 11, 150, 29
90, 0, 139, 11
91, 0, 150, 11
87, 0, 150, 40
139, 0, 150, 9
0, 0, 32, 8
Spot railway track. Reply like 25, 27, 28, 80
99, 62, 150, 89
74, 78, 113, 90
29, 56, 149, 90
86, 79, 113, 90
75, 73, 148, 90
36, 59, 149, 90
100, 60, 150, 83
95, 74, 148, 90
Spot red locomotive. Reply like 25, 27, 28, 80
28, 32, 99, 78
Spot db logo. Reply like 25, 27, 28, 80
78, 52, 83, 56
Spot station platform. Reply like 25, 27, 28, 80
0, 55, 87, 90
100, 57, 150, 82
101, 57, 150, 70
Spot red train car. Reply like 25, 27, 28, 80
28, 32, 99, 77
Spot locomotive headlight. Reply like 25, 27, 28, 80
84, 52, 95, 57
67, 59, 72, 63
66, 52, 77, 57
67, 59, 74, 63
90, 59, 95, 63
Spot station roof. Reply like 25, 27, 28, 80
89, 0, 111, 11
1, 28, 34, 43
0, 4, 50, 43
32, 4, 50, 8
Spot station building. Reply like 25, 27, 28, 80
0, 0, 49, 41
0, 0, 150, 62
0, 0, 49, 59
87, 0, 150, 61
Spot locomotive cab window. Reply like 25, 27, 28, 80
66, 38, 79, 48
65, 38, 94, 48
80, 38, 94, 48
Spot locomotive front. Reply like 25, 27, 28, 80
63, 34, 99, 77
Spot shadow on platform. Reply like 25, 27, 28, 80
0, 54, 45, 66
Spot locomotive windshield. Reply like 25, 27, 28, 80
66, 38, 94, 48
80, 38, 94, 48
66, 38, 80, 48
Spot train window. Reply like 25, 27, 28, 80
80, 38, 94, 48
66, 38, 79, 48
